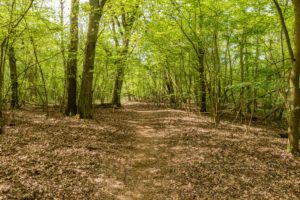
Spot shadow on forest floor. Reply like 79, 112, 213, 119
0, 101, 299, 199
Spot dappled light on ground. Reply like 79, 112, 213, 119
0, 102, 299, 199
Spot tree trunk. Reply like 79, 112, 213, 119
253, 36, 259, 114
288, 0, 300, 153
111, 40, 128, 107
164, 67, 176, 107
198, 49, 206, 113
8, 46, 19, 109
60, 0, 67, 112
65, 0, 79, 116
112, 64, 125, 107
213, 31, 221, 124
245, 46, 251, 114
0, 38, 8, 133
78, 0, 107, 118
226, 36, 236, 107
239, 36, 245, 117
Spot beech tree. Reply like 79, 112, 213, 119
273, 0, 300, 153
78, 0, 108, 118
111, 1, 140, 107
65, 0, 79, 116
287, 0, 300, 153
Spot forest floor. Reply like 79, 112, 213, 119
0, 102, 300, 200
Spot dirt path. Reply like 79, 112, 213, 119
0, 102, 300, 199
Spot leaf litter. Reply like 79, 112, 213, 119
0, 102, 300, 199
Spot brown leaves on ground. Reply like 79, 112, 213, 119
0, 102, 300, 199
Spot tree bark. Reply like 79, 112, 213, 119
253, 36, 259, 114
0, 39, 8, 133
288, 0, 300, 153
78, 0, 107, 118
112, 64, 125, 107
164, 66, 176, 107
60, 0, 67, 112
8, 46, 19, 109
65, 0, 79, 116
198, 49, 207, 113
213, 31, 221, 124
239, 36, 245, 117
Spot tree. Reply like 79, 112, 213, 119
65, 0, 79, 116
273, 0, 300, 153
111, 1, 140, 107
0, 0, 34, 132
288, 0, 300, 153
169, 0, 207, 112
78, 0, 108, 118
8, 45, 19, 109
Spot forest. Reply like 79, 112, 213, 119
0, 0, 300, 199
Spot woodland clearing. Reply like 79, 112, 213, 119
0, 102, 300, 200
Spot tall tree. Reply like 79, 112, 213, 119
273, 0, 300, 153
170, 0, 207, 112
78, 0, 108, 118
111, 2, 140, 107
289, 0, 300, 153
65, 0, 79, 116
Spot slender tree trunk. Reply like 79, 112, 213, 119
60, 0, 67, 112
78, 0, 107, 118
226, 36, 236, 107
8, 46, 19, 109
239, 36, 245, 117
273, 0, 294, 62
65, 0, 79, 116
224, 39, 229, 104
213, 31, 221, 124
198, 49, 206, 112
0, 39, 8, 133
253, 36, 259, 113
245, 46, 251, 114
